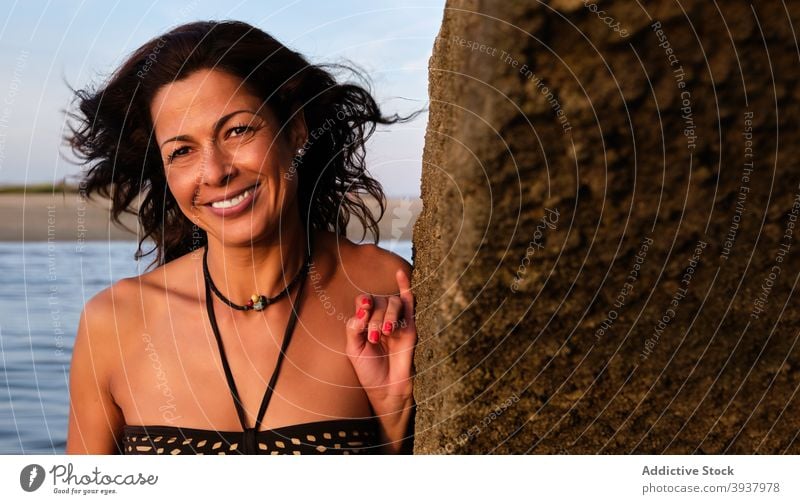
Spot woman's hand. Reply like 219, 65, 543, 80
345, 268, 417, 452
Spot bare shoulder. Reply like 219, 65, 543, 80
79, 250, 195, 339
332, 234, 412, 295
80, 276, 142, 337
74, 276, 146, 373
70, 276, 143, 394
68, 269, 159, 453
73, 252, 197, 391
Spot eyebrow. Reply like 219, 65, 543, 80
158, 109, 257, 148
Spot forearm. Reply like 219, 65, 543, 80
371, 394, 415, 454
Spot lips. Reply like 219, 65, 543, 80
205, 184, 258, 206
203, 183, 259, 218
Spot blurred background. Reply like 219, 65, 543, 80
0, 0, 442, 453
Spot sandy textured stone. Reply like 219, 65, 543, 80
412, 0, 800, 454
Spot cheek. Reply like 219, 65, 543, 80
165, 172, 202, 209
240, 133, 291, 174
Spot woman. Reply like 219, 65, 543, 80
64, 20, 418, 455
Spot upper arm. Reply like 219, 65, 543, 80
65, 286, 126, 454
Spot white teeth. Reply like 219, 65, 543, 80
210, 188, 252, 209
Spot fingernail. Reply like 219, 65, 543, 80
361, 295, 371, 305
368, 330, 380, 343
383, 321, 393, 333
357, 308, 365, 318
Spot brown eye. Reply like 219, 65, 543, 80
225, 124, 258, 139
167, 146, 190, 162
227, 124, 254, 138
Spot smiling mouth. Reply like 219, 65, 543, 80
206, 184, 258, 209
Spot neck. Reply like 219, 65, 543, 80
204, 222, 311, 305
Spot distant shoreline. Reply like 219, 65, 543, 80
0, 193, 420, 242
0, 181, 81, 194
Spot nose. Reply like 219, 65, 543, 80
199, 141, 238, 187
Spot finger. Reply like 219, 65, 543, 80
345, 293, 373, 351
381, 296, 402, 335
396, 268, 416, 331
354, 292, 372, 312
350, 292, 373, 335
367, 300, 386, 345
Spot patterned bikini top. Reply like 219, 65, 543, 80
122, 418, 382, 455
122, 243, 384, 455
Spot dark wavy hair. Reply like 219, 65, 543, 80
65, 20, 419, 268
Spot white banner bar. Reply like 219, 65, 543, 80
2, 455, 797, 503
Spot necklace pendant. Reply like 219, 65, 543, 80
250, 294, 267, 311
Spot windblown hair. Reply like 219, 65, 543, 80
66, 20, 418, 268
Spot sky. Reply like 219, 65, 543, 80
0, 0, 445, 197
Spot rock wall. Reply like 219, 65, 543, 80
412, 0, 800, 454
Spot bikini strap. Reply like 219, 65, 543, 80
203, 238, 313, 437
253, 260, 309, 432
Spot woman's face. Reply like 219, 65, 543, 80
150, 68, 305, 246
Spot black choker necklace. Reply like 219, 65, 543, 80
202, 242, 313, 312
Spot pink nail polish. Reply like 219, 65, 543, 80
369, 330, 379, 343
383, 322, 393, 333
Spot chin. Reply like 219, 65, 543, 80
213, 221, 278, 246
215, 229, 266, 246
